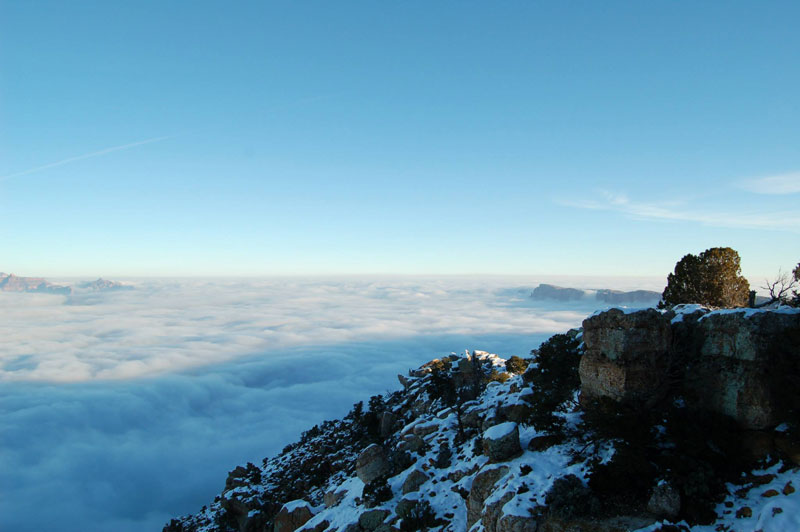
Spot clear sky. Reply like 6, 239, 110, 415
1, 1, 798, 279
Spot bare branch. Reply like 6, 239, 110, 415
762, 268, 798, 303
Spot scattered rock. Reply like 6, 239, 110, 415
762, 489, 779, 497
482, 491, 514, 532
359, 509, 390, 530
783, 481, 795, 495
379, 411, 398, 439
736, 506, 753, 518
356, 444, 391, 484
483, 422, 522, 462
324, 489, 346, 508
468, 466, 509, 528
399, 434, 425, 453
402, 469, 428, 494
413, 421, 439, 437
274, 500, 315, 532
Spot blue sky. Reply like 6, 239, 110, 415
1, 1, 798, 279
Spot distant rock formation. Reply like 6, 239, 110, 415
531, 283, 661, 304
0, 273, 71, 295
77, 278, 133, 291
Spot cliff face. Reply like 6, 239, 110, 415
166, 308, 800, 532
580, 306, 800, 430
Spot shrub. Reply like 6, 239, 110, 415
544, 474, 598, 517
505, 355, 530, 374
660, 247, 750, 308
523, 333, 582, 431
398, 499, 441, 531
362, 475, 393, 508
486, 369, 510, 384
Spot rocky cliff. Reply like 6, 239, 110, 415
165, 307, 800, 532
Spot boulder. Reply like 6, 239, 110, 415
579, 308, 672, 407
356, 444, 391, 484
468, 466, 509, 528
483, 422, 522, 462
646, 481, 680, 518
359, 509, 390, 530
413, 421, 439, 437
324, 488, 346, 508
402, 469, 428, 494
398, 434, 425, 453
274, 500, 314, 532
379, 411, 398, 438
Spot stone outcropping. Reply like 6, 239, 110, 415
686, 310, 800, 429
482, 422, 522, 462
273, 500, 314, 532
579, 307, 800, 430
579, 308, 672, 407
356, 444, 390, 484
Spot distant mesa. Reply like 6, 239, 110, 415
77, 278, 134, 291
0, 272, 72, 295
531, 283, 661, 304
0, 273, 133, 295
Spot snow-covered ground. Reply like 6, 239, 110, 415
0, 276, 663, 532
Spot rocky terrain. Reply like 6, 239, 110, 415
165, 305, 800, 532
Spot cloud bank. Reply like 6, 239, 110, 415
0, 277, 660, 532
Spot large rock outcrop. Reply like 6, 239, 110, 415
579, 307, 800, 430
579, 308, 672, 407
685, 310, 800, 429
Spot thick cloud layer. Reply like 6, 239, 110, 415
0, 276, 661, 531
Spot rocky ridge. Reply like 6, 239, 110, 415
165, 306, 800, 532
0, 272, 72, 294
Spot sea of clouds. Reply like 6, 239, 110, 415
0, 276, 663, 532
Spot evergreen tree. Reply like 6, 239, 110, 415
660, 247, 750, 308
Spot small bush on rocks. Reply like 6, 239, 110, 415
398, 499, 441, 531
505, 355, 530, 374
523, 333, 582, 432
362, 475, 393, 508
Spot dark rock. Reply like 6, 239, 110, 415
468, 466, 509, 528
483, 422, 522, 462
359, 509, 390, 530
402, 469, 428, 494
356, 444, 391, 484
274, 500, 314, 532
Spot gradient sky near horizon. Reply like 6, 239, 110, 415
1, 1, 798, 279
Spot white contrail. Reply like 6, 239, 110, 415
0, 135, 171, 182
